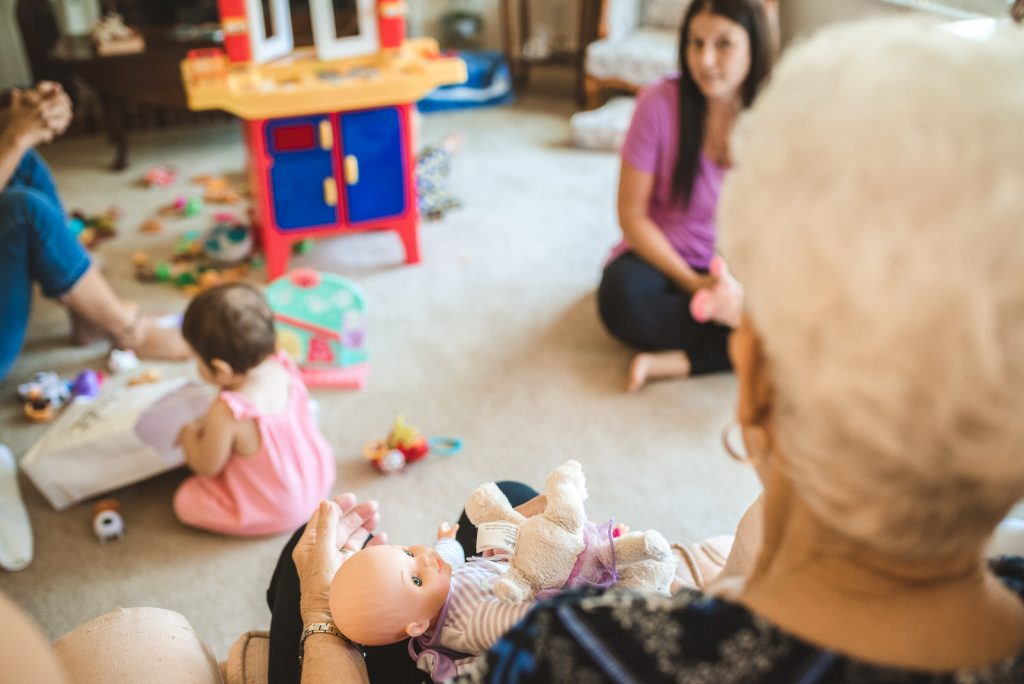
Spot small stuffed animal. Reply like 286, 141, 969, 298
690, 255, 743, 328
465, 459, 675, 602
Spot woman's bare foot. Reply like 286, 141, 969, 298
59, 265, 190, 361
627, 351, 692, 393
116, 310, 191, 361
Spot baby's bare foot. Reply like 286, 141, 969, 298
627, 351, 691, 393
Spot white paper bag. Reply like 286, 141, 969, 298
21, 379, 214, 511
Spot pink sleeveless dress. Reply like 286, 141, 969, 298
173, 352, 336, 536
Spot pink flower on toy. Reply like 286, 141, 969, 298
690, 255, 743, 328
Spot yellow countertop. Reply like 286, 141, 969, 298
181, 38, 467, 119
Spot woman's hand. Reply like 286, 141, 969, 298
293, 494, 386, 627
34, 82, 73, 137
684, 273, 717, 294
2, 90, 54, 150
1, 83, 72, 151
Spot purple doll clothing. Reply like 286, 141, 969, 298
609, 77, 726, 271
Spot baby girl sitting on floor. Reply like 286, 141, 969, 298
173, 283, 335, 536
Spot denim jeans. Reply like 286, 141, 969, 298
0, 149, 91, 380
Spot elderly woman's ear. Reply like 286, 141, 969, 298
729, 315, 772, 430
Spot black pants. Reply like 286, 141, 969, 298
266, 481, 539, 684
597, 251, 732, 375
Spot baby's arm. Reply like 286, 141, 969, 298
175, 398, 237, 477
434, 524, 466, 570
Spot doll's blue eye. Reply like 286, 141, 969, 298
404, 550, 413, 557
412, 576, 422, 587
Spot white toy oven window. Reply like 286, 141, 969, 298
309, 0, 380, 61
246, 0, 295, 64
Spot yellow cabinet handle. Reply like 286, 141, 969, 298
344, 155, 359, 185
323, 178, 337, 206
319, 120, 333, 150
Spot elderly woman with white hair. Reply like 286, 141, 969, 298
277, 17, 1024, 683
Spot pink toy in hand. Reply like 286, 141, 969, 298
690, 255, 743, 328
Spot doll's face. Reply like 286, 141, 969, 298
387, 544, 453, 617
331, 543, 453, 643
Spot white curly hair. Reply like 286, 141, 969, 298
719, 19, 1024, 560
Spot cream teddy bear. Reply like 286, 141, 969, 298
465, 459, 675, 602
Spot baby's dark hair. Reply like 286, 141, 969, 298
182, 283, 276, 374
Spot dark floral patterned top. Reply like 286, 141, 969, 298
456, 557, 1024, 684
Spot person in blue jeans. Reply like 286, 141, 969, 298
0, 82, 190, 381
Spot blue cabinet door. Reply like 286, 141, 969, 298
265, 116, 338, 231
339, 108, 407, 224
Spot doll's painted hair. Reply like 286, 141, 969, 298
181, 283, 276, 374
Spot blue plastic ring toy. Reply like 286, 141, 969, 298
428, 437, 463, 456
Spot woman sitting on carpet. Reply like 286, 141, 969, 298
597, 0, 772, 392
0, 81, 189, 382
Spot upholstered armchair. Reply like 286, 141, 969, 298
583, 0, 691, 109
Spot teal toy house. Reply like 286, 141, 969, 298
266, 269, 369, 388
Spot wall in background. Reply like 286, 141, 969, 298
781, 0, 1009, 45
0, 0, 32, 89
408, 0, 579, 52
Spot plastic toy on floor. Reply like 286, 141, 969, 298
23, 390, 55, 422
203, 221, 253, 264
18, 372, 71, 410
689, 255, 743, 328
69, 207, 120, 249
416, 142, 463, 221
93, 499, 125, 542
71, 369, 104, 398
193, 174, 241, 204
140, 165, 177, 188
133, 220, 252, 294
363, 415, 461, 474
266, 269, 369, 389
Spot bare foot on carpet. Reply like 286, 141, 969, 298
627, 351, 691, 393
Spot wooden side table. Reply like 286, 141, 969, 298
51, 27, 222, 170
499, 0, 602, 106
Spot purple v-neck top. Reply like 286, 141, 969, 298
610, 77, 725, 271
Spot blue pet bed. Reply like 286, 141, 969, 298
418, 50, 514, 113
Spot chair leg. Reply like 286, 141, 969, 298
584, 76, 602, 110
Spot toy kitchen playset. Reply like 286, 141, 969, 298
181, 0, 466, 279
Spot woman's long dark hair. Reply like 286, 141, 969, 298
674, 0, 772, 206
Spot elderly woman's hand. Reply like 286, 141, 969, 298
292, 494, 387, 627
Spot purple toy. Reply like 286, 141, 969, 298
71, 369, 103, 398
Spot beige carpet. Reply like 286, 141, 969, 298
0, 81, 759, 659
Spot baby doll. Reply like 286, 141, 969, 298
331, 522, 525, 680
330, 461, 675, 681
173, 283, 336, 536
